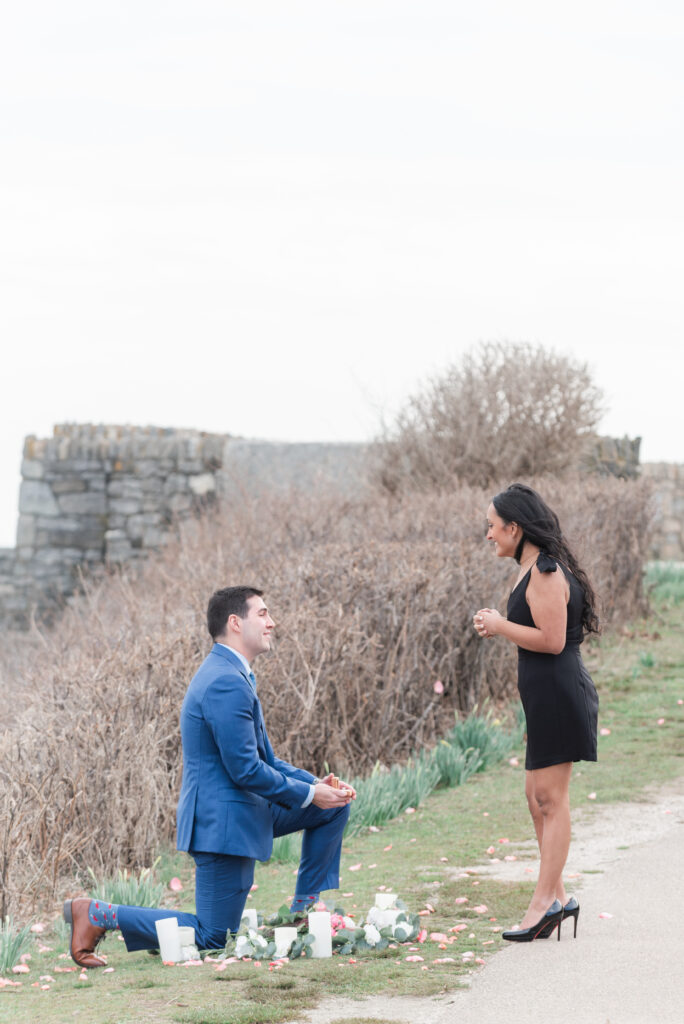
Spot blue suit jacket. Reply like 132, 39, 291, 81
176, 644, 315, 862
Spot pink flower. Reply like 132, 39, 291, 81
417, 929, 428, 943
169, 877, 183, 892
600, 727, 611, 736
433, 680, 444, 695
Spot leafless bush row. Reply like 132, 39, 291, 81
0, 475, 652, 916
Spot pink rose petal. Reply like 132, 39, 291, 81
598, 912, 613, 919
405, 807, 416, 815
429, 932, 449, 941
657, 718, 665, 725
504, 855, 517, 862
486, 845, 495, 854
433, 957, 456, 963
454, 897, 468, 904
369, 826, 380, 833
383, 844, 392, 851
588, 792, 597, 800
169, 877, 183, 892
425, 903, 436, 912
600, 728, 611, 736
12, 965, 29, 974
508, 757, 519, 767
433, 680, 444, 694
30, 923, 46, 933
473, 905, 488, 913
405, 955, 424, 962
103, 967, 115, 973
348, 863, 362, 872
498, 838, 510, 844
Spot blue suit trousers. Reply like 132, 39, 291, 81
117, 800, 350, 952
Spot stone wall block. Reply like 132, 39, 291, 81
107, 478, 144, 500
16, 515, 36, 548
21, 458, 45, 480
19, 480, 61, 516
189, 473, 216, 497
169, 492, 193, 514
163, 473, 189, 496
126, 512, 162, 543
109, 497, 143, 516
105, 530, 133, 562
57, 492, 107, 516
51, 477, 89, 495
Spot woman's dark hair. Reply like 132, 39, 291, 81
492, 483, 599, 635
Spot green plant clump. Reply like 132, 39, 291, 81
87, 858, 165, 907
0, 916, 34, 973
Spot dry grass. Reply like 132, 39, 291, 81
0, 476, 651, 918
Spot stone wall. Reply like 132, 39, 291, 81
641, 462, 684, 562
0, 423, 681, 630
0, 424, 367, 629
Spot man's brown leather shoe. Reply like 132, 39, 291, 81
63, 898, 107, 968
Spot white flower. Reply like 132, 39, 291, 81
235, 935, 252, 958
363, 924, 382, 946
342, 916, 356, 930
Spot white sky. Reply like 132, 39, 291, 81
1, 1, 682, 546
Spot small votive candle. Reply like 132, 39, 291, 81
274, 926, 298, 958
308, 911, 333, 958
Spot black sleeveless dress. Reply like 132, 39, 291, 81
507, 552, 599, 771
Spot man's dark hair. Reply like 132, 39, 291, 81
207, 586, 264, 640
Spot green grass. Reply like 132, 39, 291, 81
1, 576, 682, 1024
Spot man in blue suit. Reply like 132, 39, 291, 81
64, 586, 354, 967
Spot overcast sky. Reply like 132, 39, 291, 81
1, 1, 682, 546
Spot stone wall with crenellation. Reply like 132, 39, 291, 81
0, 423, 367, 628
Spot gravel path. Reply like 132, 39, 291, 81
292, 776, 684, 1024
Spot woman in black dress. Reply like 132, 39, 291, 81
473, 483, 599, 942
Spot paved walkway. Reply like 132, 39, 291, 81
296, 777, 684, 1024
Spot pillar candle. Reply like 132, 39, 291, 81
308, 911, 332, 958
154, 917, 182, 962
374, 892, 397, 910
274, 926, 298, 958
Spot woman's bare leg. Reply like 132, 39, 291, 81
525, 770, 568, 906
520, 762, 572, 928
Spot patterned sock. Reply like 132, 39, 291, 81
88, 900, 120, 930
290, 894, 318, 914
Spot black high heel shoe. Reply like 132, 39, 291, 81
536, 895, 581, 939
502, 899, 563, 943
562, 896, 580, 937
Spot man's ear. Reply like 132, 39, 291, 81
227, 613, 242, 634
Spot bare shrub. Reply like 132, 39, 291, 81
0, 475, 651, 917
375, 342, 604, 493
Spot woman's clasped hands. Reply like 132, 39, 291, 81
472, 607, 505, 639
